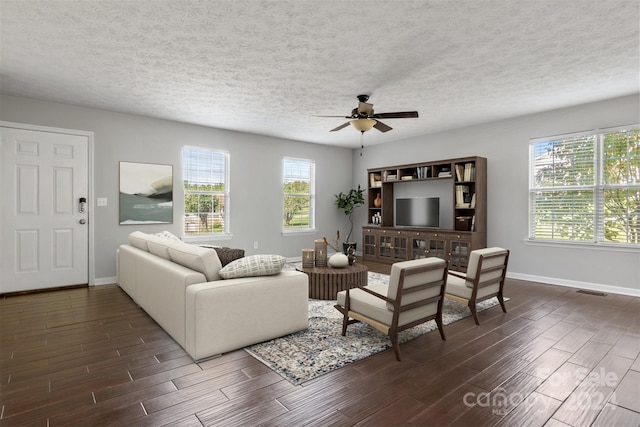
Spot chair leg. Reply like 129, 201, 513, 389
390, 333, 401, 361
436, 316, 446, 340
469, 303, 480, 325
341, 313, 349, 336
498, 294, 507, 313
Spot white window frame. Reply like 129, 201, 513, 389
282, 157, 316, 234
528, 125, 639, 247
182, 146, 230, 241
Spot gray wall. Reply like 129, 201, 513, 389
1, 94, 354, 282
2, 93, 638, 295
352, 94, 640, 294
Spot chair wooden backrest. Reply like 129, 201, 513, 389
336, 257, 449, 361
465, 247, 509, 301
386, 258, 448, 330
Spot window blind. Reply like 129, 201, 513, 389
529, 126, 639, 245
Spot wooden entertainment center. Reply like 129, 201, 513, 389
362, 156, 486, 272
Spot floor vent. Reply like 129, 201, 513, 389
576, 289, 607, 297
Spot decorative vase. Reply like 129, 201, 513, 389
328, 253, 349, 268
373, 193, 381, 208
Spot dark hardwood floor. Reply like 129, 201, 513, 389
1, 260, 639, 426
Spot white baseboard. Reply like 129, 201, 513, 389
92, 276, 116, 286
95, 271, 638, 297
507, 272, 640, 297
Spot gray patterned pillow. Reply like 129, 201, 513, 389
218, 254, 286, 279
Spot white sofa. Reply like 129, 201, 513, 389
116, 231, 309, 360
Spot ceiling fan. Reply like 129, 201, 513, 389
317, 94, 419, 133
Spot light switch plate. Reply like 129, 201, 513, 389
97, 197, 108, 207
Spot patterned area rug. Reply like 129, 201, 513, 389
245, 270, 503, 385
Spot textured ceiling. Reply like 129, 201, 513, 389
1, 0, 638, 148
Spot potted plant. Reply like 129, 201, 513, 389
334, 185, 365, 253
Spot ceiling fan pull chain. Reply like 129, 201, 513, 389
360, 131, 364, 156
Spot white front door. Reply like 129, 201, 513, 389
1, 126, 89, 293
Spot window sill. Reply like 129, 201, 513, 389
183, 234, 233, 244
282, 229, 317, 237
523, 239, 639, 253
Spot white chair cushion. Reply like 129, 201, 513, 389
446, 273, 501, 300
218, 254, 286, 279
168, 242, 222, 282
465, 247, 508, 288
337, 283, 439, 328
387, 257, 446, 310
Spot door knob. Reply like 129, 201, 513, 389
79, 219, 87, 224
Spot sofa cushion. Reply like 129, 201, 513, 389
146, 234, 177, 260
168, 242, 222, 281
218, 254, 286, 279
128, 231, 150, 251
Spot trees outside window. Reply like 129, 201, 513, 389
283, 157, 315, 231
183, 147, 229, 235
529, 126, 639, 245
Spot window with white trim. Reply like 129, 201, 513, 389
283, 157, 315, 231
182, 147, 229, 235
529, 126, 639, 245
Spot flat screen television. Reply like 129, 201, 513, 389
395, 197, 440, 228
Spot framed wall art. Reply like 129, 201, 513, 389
119, 161, 173, 225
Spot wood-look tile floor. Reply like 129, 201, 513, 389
1, 262, 639, 426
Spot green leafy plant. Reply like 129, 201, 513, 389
335, 185, 365, 243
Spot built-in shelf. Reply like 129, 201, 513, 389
364, 156, 486, 272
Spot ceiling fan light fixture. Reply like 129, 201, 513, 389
350, 118, 376, 132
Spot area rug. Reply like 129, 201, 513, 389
245, 270, 504, 385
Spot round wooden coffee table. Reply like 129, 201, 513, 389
296, 263, 368, 300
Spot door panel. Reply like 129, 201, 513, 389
1, 127, 89, 293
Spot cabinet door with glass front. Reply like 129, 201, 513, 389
410, 232, 428, 259
391, 234, 408, 261
363, 229, 378, 258
378, 233, 393, 260
425, 233, 447, 259
449, 236, 471, 272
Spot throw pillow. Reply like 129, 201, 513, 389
155, 230, 181, 241
218, 254, 286, 279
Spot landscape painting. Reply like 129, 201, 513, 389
119, 161, 173, 224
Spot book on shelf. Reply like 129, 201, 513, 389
455, 184, 470, 207
369, 173, 381, 187
463, 163, 476, 181
416, 166, 430, 179
438, 171, 452, 177
470, 193, 476, 208
455, 164, 464, 181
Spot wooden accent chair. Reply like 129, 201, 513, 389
445, 247, 510, 325
334, 257, 448, 361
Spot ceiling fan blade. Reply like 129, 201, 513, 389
357, 102, 374, 115
314, 115, 351, 118
374, 120, 393, 132
330, 122, 351, 132
371, 111, 419, 119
